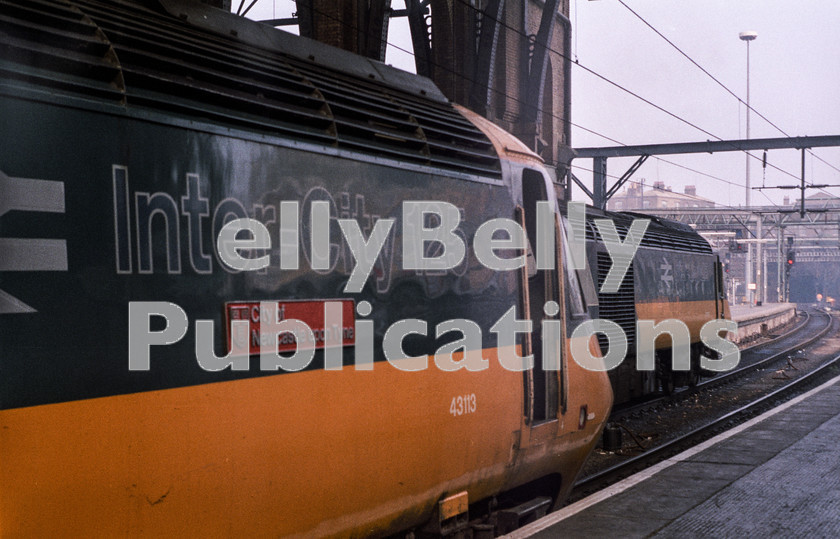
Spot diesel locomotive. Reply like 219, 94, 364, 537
0, 0, 613, 535
577, 205, 733, 405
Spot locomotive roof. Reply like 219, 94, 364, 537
2, 0, 502, 180
455, 105, 546, 168
571, 204, 714, 255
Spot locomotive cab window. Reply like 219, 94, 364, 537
716, 256, 727, 300
559, 215, 587, 318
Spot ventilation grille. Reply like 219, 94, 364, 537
0, 0, 502, 179
596, 251, 637, 354
0, 0, 125, 101
586, 215, 712, 254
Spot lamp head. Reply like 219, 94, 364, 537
739, 31, 758, 41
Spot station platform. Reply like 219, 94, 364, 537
729, 302, 797, 345
508, 374, 840, 538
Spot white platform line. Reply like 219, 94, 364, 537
505, 372, 840, 538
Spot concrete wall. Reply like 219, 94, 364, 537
730, 303, 797, 346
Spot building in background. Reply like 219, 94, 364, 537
607, 182, 715, 211
795, 191, 840, 211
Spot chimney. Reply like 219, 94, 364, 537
653, 181, 665, 190
783, 196, 790, 206
684, 185, 697, 197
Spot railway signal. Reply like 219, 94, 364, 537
785, 250, 795, 281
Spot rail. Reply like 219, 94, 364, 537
573, 312, 838, 497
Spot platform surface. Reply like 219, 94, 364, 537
729, 302, 795, 323
510, 375, 840, 538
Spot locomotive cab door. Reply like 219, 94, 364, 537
517, 169, 563, 427
714, 255, 727, 318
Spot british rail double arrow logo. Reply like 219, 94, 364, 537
0, 169, 68, 314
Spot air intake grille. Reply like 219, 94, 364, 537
596, 251, 637, 354
586, 216, 712, 254
0, 0, 502, 179
0, 0, 126, 102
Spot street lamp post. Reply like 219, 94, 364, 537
740, 30, 757, 304
740, 31, 757, 206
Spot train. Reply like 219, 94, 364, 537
576, 205, 733, 405
0, 0, 615, 536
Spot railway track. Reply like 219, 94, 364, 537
610, 307, 831, 420
571, 309, 839, 501
695, 308, 832, 387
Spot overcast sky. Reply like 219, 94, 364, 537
569, 0, 840, 209
239, 0, 840, 209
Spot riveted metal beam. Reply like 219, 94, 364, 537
576, 135, 840, 159
469, 0, 505, 115
522, 0, 559, 127
294, 0, 313, 38
605, 154, 649, 200
406, 0, 432, 77
357, 0, 392, 61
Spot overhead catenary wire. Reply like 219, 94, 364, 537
255, 0, 793, 202
614, 0, 840, 184
444, 0, 811, 188
360, 0, 796, 202
278, 0, 778, 194
271, 0, 634, 153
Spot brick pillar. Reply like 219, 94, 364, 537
297, 0, 391, 61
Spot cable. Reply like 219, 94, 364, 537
275, 0, 785, 202
252, 3, 825, 216
272, 0, 624, 151
615, 0, 840, 185
250, 0, 800, 200
443, 0, 812, 187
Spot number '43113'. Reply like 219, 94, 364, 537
450, 394, 477, 416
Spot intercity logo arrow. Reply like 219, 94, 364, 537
660, 256, 674, 287
0, 169, 68, 314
